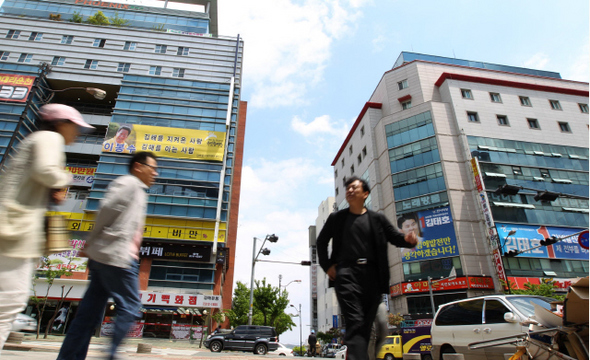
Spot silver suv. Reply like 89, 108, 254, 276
430, 295, 554, 360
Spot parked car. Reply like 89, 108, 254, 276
11, 313, 37, 333
321, 343, 342, 358
269, 343, 294, 356
204, 325, 279, 355
431, 295, 555, 360
334, 345, 347, 359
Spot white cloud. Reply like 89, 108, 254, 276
220, 0, 366, 108
523, 52, 550, 70
291, 114, 350, 138
562, 41, 589, 82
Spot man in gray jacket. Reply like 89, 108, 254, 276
57, 152, 157, 360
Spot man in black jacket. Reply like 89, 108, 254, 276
317, 176, 417, 360
308, 330, 317, 357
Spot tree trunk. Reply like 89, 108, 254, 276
44, 285, 73, 339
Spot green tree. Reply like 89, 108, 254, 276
86, 11, 109, 25
293, 345, 306, 356
510, 279, 566, 300
109, 12, 129, 27
227, 279, 295, 335
70, 11, 83, 23
316, 331, 333, 344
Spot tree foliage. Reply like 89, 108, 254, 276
227, 279, 295, 335
70, 11, 83, 23
509, 279, 566, 300
86, 11, 110, 25
109, 12, 129, 27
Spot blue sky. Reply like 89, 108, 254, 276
216, 0, 589, 344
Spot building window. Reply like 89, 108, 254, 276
527, 118, 540, 129
549, 100, 561, 110
401, 100, 412, 110
357, 154, 362, 165
51, 56, 65, 66
578, 103, 588, 113
172, 68, 185, 77
341, 159, 344, 168
519, 96, 531, 106
467, 111, 479, 122
17, 53, 32, 63
349, 145, 353, 155
29, 32, 43, 41
558, 122, 571, 133
93, 38, 106, 48
342, 177, 346, 187
540, 169, 550, 178
512, 166, 522, 175
177, 47, 189, 56
155, 44, 167, 54
335, 188, 339, 196
398, 79, 408, 90
350, 165, 354, 175
461, 89, 473, 99
123, 41, 136, 50
360, 126, 365, 137
496, 115, 509, 126
117, 63, 130, 72
489, 92, 502, 103
149, 66, 162, 75
362, 146, 367, 158
61, 35, 73, 44
335, 169, 338, 178
6, 30, 20, 39
84, 59, 98, 69
0, 52, 9, 61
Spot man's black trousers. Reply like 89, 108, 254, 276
335, 264, 381, 360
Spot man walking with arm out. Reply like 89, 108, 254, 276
316, 176, 417, 360
57, 152, 158, 360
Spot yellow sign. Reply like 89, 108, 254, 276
102, 122, 226, 161
48, 212, 226, 243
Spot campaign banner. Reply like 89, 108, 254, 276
0, 73, 35, 102
139, 292, 221, 308
139, 243, 211, 262
102, 122, 226, 161
497, 223, 589, 260
66, 166, 95, 187
400, 276, 494, 294
37, 231, 88, 272
398, 206, 459, 262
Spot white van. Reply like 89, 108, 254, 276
430, 295, 554, 360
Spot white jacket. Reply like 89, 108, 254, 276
0, 131, 71, 258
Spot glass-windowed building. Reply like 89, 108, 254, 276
327, 52, 588, 320
0, 0, 244, 339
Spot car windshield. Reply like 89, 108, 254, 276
506, 296, 555, 317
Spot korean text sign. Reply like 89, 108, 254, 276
497, 223, 589, 260
0, 73, 35, 103
102, 122, 226, 161
399, 206, 459, 262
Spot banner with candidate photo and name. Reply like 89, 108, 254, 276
398, 206, 459, 262
102, 122, 226, 161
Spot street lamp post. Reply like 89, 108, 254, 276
290, 304, 303, 356
427, 267, 456, 315
281, 279, 301, 296
248, 234, 278, 325
501, 229, 517, 294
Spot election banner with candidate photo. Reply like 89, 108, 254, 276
398, 206, 459, 262
496, 223, 589, 261
102, 122, 226, 161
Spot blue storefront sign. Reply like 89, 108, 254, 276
398, 206, 459, 262
496, 223, 589, 260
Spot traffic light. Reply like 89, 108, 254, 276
534, 191, 560, 202
261, 248, 271, 256
540, 236, 559, 246
505, 250, 519, 257
300, 261, 312, 266
495, 184, 521, 196
267, 234, 279, 243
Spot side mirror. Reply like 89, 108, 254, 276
503, 312, 519, 323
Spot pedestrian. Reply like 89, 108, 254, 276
308, 330, 317, 357
213, 325, 221, 334
316, 176, 418, 360
0, 104, 93, 353
57, 151, 158, 360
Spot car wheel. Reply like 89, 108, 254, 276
210, 340, 223, 352
384, 354, 394, 360
440, 345, 456, 360
280, 354, 286, 356
255, 344, 268, 355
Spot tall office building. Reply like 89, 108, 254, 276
329, 52, 588, 319
0, 0, 244, 338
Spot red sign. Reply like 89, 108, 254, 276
390, 283, 402, 297
0, 74, 35, 103
578, 230, 589, 250
397, 276, 495, 294
493, 248, 507, 282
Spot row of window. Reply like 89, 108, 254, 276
467, 136, 588, 159
466, 111, 573, 132
7, 30, 195, 56
461, 88, 589, 113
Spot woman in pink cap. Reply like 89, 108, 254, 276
0, 104, 94, 351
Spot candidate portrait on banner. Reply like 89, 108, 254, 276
103, 123, 136, 154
